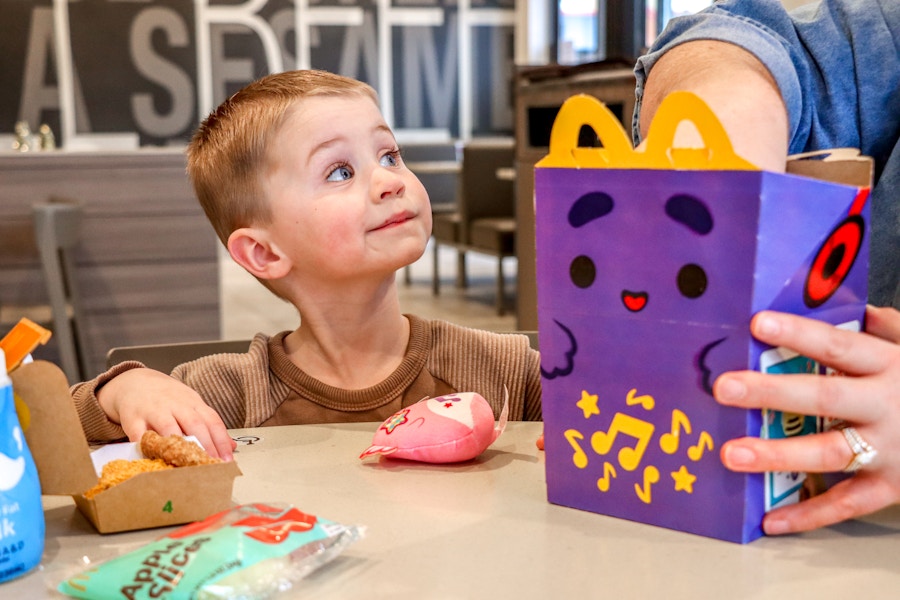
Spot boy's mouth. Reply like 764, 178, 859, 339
372, 212, 414, 231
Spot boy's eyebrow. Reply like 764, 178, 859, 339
306, 123, 396, 166
306, 137, 342, 166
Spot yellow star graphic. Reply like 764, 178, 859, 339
671, 465, 697, 494
576, 390, 600, 419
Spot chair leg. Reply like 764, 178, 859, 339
41, 244, 81, 381
455, 250, 468, 289
33, 202, 85, 382
496, 257, 506, 316
61, 249, 91, 379
432, 240, 440, 295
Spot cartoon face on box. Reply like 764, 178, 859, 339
534, 93, 869, 543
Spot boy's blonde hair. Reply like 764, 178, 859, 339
186, 70, 379, 244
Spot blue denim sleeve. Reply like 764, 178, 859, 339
632, 0, 900, 307
632, 0, 900, 169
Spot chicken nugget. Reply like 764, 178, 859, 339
140, 430, 222, 467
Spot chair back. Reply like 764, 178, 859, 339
458, 139, 515, 230
402, 142, 459, 214
108, 334, 533, 379
33, 199, 88, 382
106, 339, 252, 374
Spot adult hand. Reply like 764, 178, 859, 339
713, 306, 900, 535
97, 368, 236, 461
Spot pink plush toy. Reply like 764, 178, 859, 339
359, 391, 508, 463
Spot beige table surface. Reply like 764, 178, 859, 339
7, 422, 900, 598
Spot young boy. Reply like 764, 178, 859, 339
71, 70, 542, 461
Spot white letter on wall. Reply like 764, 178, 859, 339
130, 7, 194, 138
194, 0, 283, 117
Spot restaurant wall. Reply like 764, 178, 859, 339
2, 0, 515, 148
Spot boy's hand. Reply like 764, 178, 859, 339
97, 368, 236, 461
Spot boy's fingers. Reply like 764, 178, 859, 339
122, 423, 148, 444
123, 414, 182, 444
172, 405, 233, 461
208, 425, 237, 461
172, 415, 222, 461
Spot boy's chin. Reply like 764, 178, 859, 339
410, 243, 428, 262
395, 238, 428, 263
387, 252, 425, 277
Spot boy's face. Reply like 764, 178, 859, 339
262, 94, 432, 284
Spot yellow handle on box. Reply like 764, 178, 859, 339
537, 91, 759, 171
642, 91, 757, 170
537, 94, 636, 168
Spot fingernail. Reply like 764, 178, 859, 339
755, 312, 781, 338
716, 376, 746, 402
764, 517, 789, 536
724, 444, 755, 468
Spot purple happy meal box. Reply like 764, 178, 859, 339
534, 92, 872, 543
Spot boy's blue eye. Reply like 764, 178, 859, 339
380, 150, 401, 168
326, 165, 353, 182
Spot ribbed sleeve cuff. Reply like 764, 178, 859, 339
70, 360, 145, 443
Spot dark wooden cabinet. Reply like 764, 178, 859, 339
514, 63, 636, 329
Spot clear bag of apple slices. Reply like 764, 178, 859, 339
59, 503, 364, 600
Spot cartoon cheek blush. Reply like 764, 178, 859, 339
360, 391, 508, 463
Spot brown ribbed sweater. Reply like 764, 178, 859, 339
73, 315, 542, 442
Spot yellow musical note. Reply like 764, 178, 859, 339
590, 413, 654, 471
659, 409, 692, 454
687, 431, 714, 461
625, 388, 655, 410
564, 429, 589, 468
634, 465, 660, 504
597, 462, 617, 492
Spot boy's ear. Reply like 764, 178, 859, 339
227, 228, 292, 280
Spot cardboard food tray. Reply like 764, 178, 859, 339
12, 360, 241, 534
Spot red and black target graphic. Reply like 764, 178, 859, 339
803, 189, 868, 308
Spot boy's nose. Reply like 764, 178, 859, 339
373, 167, 406, 201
